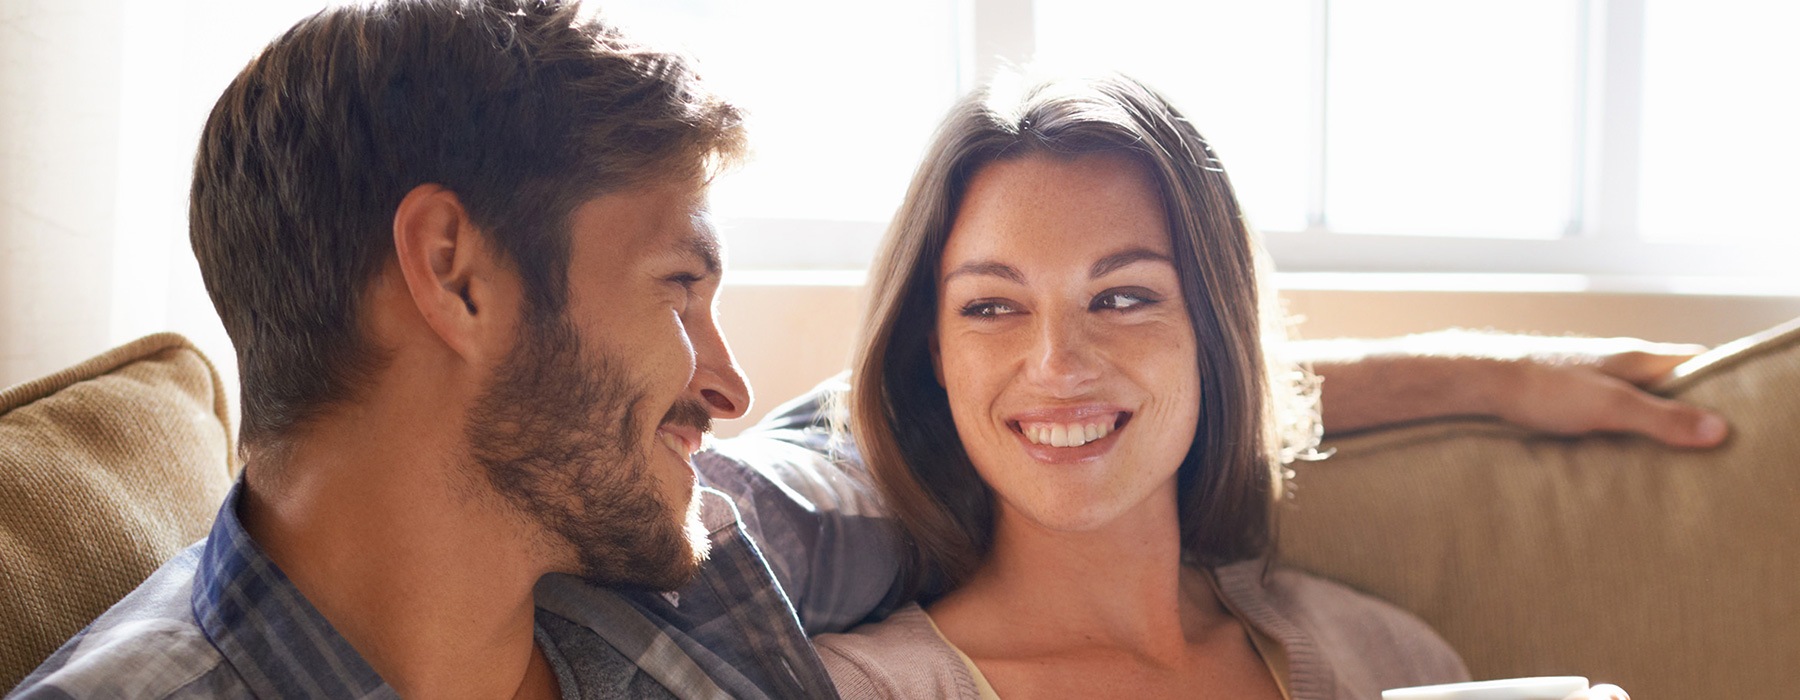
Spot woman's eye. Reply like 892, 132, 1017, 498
958, 300, 1017, 318
1092, 289, 1158, 312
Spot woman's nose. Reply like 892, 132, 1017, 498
1026, 312, 1101, 397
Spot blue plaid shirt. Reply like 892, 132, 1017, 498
11, 389, 898, 699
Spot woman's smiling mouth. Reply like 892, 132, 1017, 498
1006, 409, 1132, 454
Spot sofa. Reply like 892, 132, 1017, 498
3, 320, 1798, 697
0, 333, 236, 689
1278, 317, 1800, 698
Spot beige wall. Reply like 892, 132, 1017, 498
715, 284, 869, 436
714, 281, 1800, 436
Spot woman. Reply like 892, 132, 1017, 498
812, 74, 1627, 699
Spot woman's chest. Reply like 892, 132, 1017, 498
973, 642, 1285, 700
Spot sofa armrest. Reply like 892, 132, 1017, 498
1278, 317, 1800, 699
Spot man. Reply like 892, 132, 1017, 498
11, 1, 1723, 698
15, 2, 890, 697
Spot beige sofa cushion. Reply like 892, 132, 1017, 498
1278, 317, 1800, 700
0, 333, 236, 688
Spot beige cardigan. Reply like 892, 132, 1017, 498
813, 561, 1469, 700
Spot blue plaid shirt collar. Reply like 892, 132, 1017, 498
176, 471, 849, 700
190, 482, 396, 699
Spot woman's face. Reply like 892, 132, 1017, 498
934, 151, 1202, 534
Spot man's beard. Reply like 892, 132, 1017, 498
464, 313, 712, 591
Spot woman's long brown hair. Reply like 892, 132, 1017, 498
850, 74, 1295, 602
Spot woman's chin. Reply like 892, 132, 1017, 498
1003, 496, 1144, 535
990, 473, 1185, 540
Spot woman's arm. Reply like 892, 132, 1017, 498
1293, 331, 1729, 448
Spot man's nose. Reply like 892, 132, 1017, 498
690, 312, 751, 421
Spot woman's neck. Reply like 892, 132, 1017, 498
926, 485, 1225, 664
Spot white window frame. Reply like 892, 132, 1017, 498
716, 0, 1795, 293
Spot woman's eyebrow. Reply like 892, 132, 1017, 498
942, 260, 1025, 285
1090, 248, 1172, 279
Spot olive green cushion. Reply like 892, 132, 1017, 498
1279, 317, 1800, 700
0, 333, 235, 688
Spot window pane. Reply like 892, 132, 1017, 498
1325, 0, 1579, 238
602, 1, 961, 223
1639, 2, 1800, 245
1035, 0, 1313, 232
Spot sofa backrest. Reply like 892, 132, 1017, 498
0, 333, 236, 688
1278, 317, 1800, 699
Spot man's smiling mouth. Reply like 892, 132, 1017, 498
656, 427, 701, 458
656, 399, 711, 459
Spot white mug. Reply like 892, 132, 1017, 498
1382, 676, 1590, 700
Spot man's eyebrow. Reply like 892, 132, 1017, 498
942, 260, 1025, 285
1090, 248, 1172, 279
680, 225, 723, 277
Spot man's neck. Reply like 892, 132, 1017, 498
240, 411, 560, 699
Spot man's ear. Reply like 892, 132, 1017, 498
390, 184, 509, 361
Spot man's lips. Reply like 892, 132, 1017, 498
656, 425, 703, 457
657, 398, 711, 459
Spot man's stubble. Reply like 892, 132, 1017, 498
465, 312, 712, 591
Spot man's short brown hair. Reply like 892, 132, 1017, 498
190, 0, 744, 450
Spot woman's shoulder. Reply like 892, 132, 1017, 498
1212, 560, 1470, 696
812, 602, 981, 700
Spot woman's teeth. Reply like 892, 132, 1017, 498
1021, 419, 1115, 448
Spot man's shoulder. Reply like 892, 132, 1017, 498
695, 373, 882, 520
9, 543, 243, 699
698, 430, 881, 518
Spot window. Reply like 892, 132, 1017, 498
601, 0, 963, 269
120, 1, 1800, 290
1322, 1, 1580, 239
1035, 0, 1314, 232
603, 1, 962, 224
1638, 1, 1800, 247
608, 0, 1795, 290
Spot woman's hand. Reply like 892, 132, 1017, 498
1294, 332, 1728, 447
